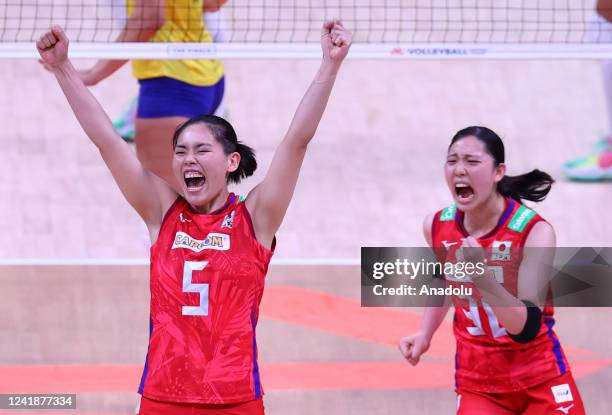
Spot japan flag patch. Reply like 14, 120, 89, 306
491, 240, 512, 261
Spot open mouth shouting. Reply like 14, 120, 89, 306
455, 182, 475, 203
184, 170, 206, 193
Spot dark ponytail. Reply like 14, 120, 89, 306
450, 126, 554, 203
497, 170, 554, 202
231, 142, 257, 184
173, 115, 257, 184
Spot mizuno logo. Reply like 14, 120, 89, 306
556, 404, 575, 414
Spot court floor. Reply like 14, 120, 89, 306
1, 45, 611, 414
0, 59, 610, 258
0, 264, 610, 414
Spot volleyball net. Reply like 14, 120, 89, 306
2, 0, 612, 59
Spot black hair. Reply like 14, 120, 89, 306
172, 115, 257, 184
449, 126, 554, 202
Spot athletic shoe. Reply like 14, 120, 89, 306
113, 97, 138, 142
563, 137, 612, 181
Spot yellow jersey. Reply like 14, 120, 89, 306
128, 0, 224, 86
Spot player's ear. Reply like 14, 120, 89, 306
494, 163, 506, 183
226, 152, 240, 174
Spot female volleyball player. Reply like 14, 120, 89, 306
37, 20, 351, 414
110, 0, 229, 142
41, 0, 227, 189
399, 126, 586, 414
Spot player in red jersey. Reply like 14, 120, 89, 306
37, 20, 352, 414
399, 126, 586, 415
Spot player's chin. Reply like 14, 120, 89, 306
184, 188, 208, 207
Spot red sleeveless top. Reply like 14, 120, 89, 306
139, 193, 273, 403
431, 198, 569, 393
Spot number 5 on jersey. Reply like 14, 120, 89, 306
182, 261, 209, 316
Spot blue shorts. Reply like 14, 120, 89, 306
137, 76, 225, 119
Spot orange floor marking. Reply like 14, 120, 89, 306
261, 286, 455, 357
1, 359, 609, 393
260, 286, 595, 358
2, 289, 608, 394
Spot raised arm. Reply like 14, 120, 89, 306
37, 26, 175, 233
245, 20, 352, 248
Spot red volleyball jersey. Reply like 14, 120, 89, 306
431, 198, 569, 393
138, 193, 274, 404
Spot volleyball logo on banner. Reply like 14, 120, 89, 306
1, 1, 612, 59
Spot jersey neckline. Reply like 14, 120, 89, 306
184, 192, 237, 216
455, 197, 516, 240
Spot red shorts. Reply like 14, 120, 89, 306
138, 396, 265, 415
456, 372, 585, 415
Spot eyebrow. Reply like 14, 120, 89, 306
447, 152, 482, 159
175, 143, 212, 149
